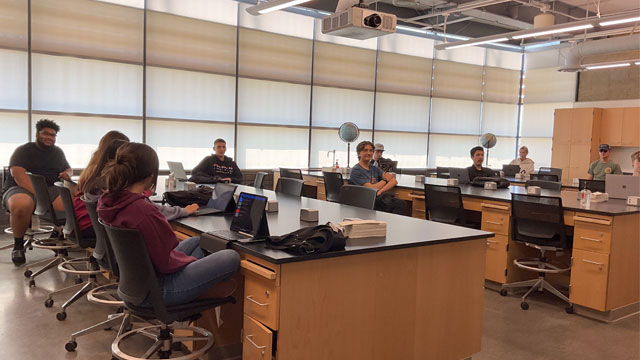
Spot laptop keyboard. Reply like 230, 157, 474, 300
211, 230, 250, 241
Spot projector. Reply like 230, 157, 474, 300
321, 7, 396, 40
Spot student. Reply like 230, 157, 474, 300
98, 143, 240, 306
632, 150, 640, 177
2, 119, 72, 265
190, 138, 243, 184
370, 143, 397, 173
509, 146, 535, 175
349, 141, 406, 215
588, 144, 622, 181
467, 146, 496, 181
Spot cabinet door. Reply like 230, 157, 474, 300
551, 144, 571, 170
621, 107, 640, 146
243, 315, 274, 360
569, 249, 609, 311
600, 108, 623, 146
484, 235, 508, 283
571, 108, 596, 145
570, 144, 593, 170
553, 109, 573, 145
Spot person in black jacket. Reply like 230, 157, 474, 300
190, 138, 243, 184
467, 146, 496, 181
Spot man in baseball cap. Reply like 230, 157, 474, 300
370, 143, 397, 173
588, 144, 622, 181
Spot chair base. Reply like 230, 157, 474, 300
501, 276, 572, 312
66, 310, 149, 352
112, 323, 214, 360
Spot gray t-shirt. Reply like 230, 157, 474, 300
588, 160, 622, 181
349, 163, 383, 185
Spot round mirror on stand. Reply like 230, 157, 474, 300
338, 122, 360, 168
480, 132, 497, 167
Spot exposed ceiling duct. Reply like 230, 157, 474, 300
559, 33, 640, 72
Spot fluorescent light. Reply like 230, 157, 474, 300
512, 24, 593, 39
445, 37, 509, 50
600, 16, 640, 26
636, 62, 640, 65
246, 0, 311, 15
397, 25, 428, 34
524, 40, 561, 50
585, 63, 631, 70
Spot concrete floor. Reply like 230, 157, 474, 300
0, 231, 637, 360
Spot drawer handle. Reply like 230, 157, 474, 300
580, 236, 602, 242
414, 209, 426, 213
582, 259, 604, 266
486, 240, 497, 245
245, 335, 266, 355
246, 295, 269, 307
485, 221, 503, 225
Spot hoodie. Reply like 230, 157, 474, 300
97, 190, 196, 274
190, 155, 243, 184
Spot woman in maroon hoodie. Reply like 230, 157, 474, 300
98, 142, 240, 306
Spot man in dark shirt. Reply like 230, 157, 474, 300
369, 143, 397, 173
190, 138, 243, 184
2, 119, 72, 265
467, 146, 496, 182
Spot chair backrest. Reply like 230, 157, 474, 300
279, 168, 303, 180
253, 172, 267, 189
275, 177, 304, 197
530, 173, 559, 182
436, 167, 450, 179
322, 172, 344, 202
55, 183, 95, 248
102, 223, 171, 321
27, 172, 64, 225
424, 184, 466, 225
578, 179, 605, 192
338, 185, 377, 210
539, 167, 563, 182
511, 193, 568, 249
83, 197, 118, 276
525, 180, 561, 191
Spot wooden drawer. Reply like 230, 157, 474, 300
481, 204, 510, 236
410, 194, 425, 219
243, 314, 274, 360
570, 249, 610, 311
484, 234, 508, 283
244, 271, 279, 330
573, 216, 612, 254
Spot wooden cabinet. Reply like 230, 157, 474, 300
484, 234, 508, 283
243, 315, 274, 360
570, 249, 609, 311
621, 107, 640, 146
600, 107, 640, 147
410, 194, 426, 219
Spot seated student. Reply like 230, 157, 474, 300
2, 119, 72, 264
467, 146, 496, 182
509, 146, 535, 175
98, 142, 240, 306
190, 138, 243, 184
588, 144, 622, 181
370, 143, 397, 173
630, 150, 640, 177
349, 141, 406, 215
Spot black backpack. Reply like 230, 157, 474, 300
163, 187, 213, 207
266, 223, 347, 255
471, 177, 510, 189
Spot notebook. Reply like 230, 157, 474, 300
448, 167, 470, 185
204, 192, 269, 242
193, 183, 237, 216
167, 161, 188, 181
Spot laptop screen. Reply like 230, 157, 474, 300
166, 161, 188, 180
206, 183, 237, 210
230, 193, 268, 236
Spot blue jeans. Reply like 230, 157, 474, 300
158, 237, 240, 306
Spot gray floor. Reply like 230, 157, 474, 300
0, 231, 638, 360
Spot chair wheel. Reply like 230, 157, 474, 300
44, 298, 54, 308
565, 304, 574, 314
56, 311, 67, 321
29, 280, 35, 288
520, 302, 529, 310
499, 289, 508, 296
75, 277, 83, 284
65, 340, 77, 352
24, 270, 32, 278
158, 349, 172, 359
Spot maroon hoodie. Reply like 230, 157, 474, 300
97, 190, 196, 274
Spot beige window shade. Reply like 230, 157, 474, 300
238, 28, 312, 84
31, 0, 143, 63
313, 41, 376, 91
0, 0, 27, 50
483, 67, 520, 104
523, 67, 576, 103
432, 59, 483, 101
376, 51, 432, 96
146, 11, 236, 75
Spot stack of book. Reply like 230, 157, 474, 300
338, 219, 387, 239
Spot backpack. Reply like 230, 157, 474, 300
163, 187, 213, 207
471, 177, 510, 189
266, 223, 347, 255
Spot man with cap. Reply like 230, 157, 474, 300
588, 144, 622, 181
370, 143, 397, 173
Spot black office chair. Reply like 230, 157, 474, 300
500, 193, 573, 313
279, 168, 303, 180
323, 172, 344, 203
525, 180, 562, 191
338, 185, 377, 210
253, 171, 268, 189
530, 173, 559, 182
103, 224, 235, 360
436, 167, 450, 179
424, 184, 478, 228
538, 167, 563, 183
578, 179, 606, 193
275, 177, 304, 197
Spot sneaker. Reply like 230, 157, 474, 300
11, 249, 26, 265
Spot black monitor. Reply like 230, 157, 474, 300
230, 192, 269, 237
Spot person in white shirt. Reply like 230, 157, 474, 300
509, 146, 535, 175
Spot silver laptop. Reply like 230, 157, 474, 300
167, 161, 188, 181
449, 167, 470, 185
605, 174, 640, 199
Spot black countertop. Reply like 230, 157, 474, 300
173, 185, 493, 264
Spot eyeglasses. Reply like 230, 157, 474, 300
599, 149, 609, 153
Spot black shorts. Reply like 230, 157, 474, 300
2, 185, 59, 210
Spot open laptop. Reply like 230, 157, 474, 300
167, 161, 188, 182
502, 164, 521, 177
205, 192, 270, 242
448, 167, 470, 185
606, 174, 640, 199
193, 183, 238, 216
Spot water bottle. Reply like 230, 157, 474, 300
335, 160, 339, 169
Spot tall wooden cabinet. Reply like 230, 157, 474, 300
600, 107, 640, 147
552, 108, 602, 186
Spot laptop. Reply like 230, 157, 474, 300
205, 192, 270, 242
606, 174, 640, 199
167, 161, 188, 182
192, 183, 238, 216
502, 164, 521, 177
448, 167, 470, 185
